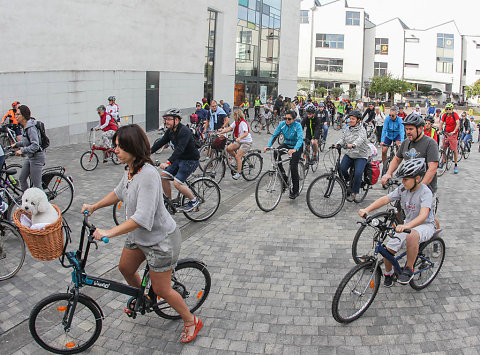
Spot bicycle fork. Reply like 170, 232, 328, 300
323, 172, 336, 198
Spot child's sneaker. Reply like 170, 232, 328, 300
397, 266, 414, 285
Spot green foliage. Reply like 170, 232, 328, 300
330, 87, 344, 99
369, 74, 414, 103
348, 87, 357, 100
315, 87, 327, 97
465, 79, 480, 98
417, 84, 431, 95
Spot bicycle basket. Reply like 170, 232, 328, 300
13, 205, 64, 261
212, 135, 226, 150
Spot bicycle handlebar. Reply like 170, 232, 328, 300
360, 213, 411, 234
265, 147, 289, 153
83, 211, 109, 243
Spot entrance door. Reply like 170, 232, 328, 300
234, 83, 245, 107
146, 71, 159, 131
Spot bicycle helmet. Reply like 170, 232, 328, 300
97, 105, 106, 112
202, 97, 208, 103
445, 103, 454, 109
395, 158, 426, 179
403, 113, 425, 127
108, 96, 115, 101
425, 115, 435, 123
11, 101, 20, 107
305, 105, 316, 114
348, 110, 362, 120
318, 102, 325, 107
162, 108, 182, 120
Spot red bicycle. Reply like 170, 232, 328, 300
80, 130, 120, 171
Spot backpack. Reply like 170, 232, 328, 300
191, 129, 203, 149
363, 160, 380, 185
27, 120, 50, 151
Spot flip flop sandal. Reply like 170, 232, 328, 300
180, 316, 203, 343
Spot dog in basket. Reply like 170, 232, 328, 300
21, 187, 59, 227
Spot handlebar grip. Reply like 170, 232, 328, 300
404, 229, 412, 234
101, 237, 109, 243
83, 210, 89, 215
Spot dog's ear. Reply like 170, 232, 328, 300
37, 198, 51, 213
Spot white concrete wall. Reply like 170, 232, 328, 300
463, 36, 480, 87
373, 19, 405, 79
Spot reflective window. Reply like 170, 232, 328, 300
315, 58, 343, 72
316, 34, 344, 49
374, 62, 388, 76
204, 10, 217, 100
346, 11, 360, 26
436, 33, 454, 73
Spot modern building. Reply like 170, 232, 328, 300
0, 0, 299, 146
462, 35, 480, 105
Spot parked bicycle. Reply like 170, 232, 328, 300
331, 213, 445, 323
0, 124, 19, 147
29, 212, 211, 354
80, 130, 120, 171
306, 145, 372, 218
255, 147, 305, 212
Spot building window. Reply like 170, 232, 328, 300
476, 70, 480, 75
315, 58, 343, 72
405, 37, 419, 43
300, 10, 308, 24
204, 10, 217, 100
404, 63, 419, 68
436, 33, 454, 73
345, 11, 360, 26
316, 34, 344, 49
476, 44, 480, 49
437, 33, 454, 49
436, 57, 453, 74
464, 60, 467, 75
374, 62, 388, 76
375, 38, 388, 55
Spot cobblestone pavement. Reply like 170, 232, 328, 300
1, 123, 480, 354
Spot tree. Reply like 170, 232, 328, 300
315, 87, 327, 98
465, 79, 480, 98
330, 87, 344, 99
348, 87, 357, 100
369, 74, 414, 104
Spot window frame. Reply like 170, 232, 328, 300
374, 62, 388, 76
314, 57, 344, 73
316, 33, 344, 49
300, 10, 309, 24
345, 11, 360, 26
375, 38, 389, 55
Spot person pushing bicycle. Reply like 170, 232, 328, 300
359, 158, 436, 287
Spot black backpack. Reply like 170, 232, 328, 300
27, 120, 50, 151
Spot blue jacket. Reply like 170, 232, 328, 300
427, 106, 436, 115
222, 102, 231, 116
208, 107, 227, 131
268, 121, 303, 150
381, 115, 405, 142
195, 108, 209, 122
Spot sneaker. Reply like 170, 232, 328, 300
289, 191, 299, 199
384, 274, 394, 288
346, 193, 355, 202
454, 166, 458, 174
397, 266, 414, 285
182, 199, 199, 212
232, 172, 241, 180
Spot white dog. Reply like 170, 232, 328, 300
21, 187, 59, 225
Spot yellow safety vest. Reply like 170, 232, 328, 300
255, 99, 261, 107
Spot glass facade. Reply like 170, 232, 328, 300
235, 0, 282, 106
436, 33, 454, 73
204, 10, 217, 102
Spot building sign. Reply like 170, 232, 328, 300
380, 45, 388, 55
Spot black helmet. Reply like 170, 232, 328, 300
349, 110, 362, 120
163, 108, 182, 120
306, 105, 316, 114
403, 113, 425, 127
395, 158, 426, 179
108, 96, 115, 101
425, 115, 435, 123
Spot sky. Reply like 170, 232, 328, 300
346, 0, 480, 35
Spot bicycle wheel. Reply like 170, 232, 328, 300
332, 261, 381, 323
437, 150, 447, 177
255, 170, 283, 212
462, 142, 471, 160
319, 138, 326, 153
198, 144, 213, 172
0, 220, 25, 280
410, 237, 445, 290
306, 173, 346, 218
182, 177, 221, 222
29, 293, 102, 354
80, 151, 98, 171
251, 119, 261, 133
457, 144, 463, 162
42, 172, 74, 214
354, 183, 370, 203
277, 132, 284, 145
352, 212, 396, 264
241, 152, 263, 181
112, 201, 126, 226
297, 161, 306, 194
446, 149, 453, 170
111, 152, 121, 165
150, 260, 211, 320
203, 157, 225, 184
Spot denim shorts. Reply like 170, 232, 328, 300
124, 227, 181, 272
383, 135, 401, 146
163, 159, 199, 184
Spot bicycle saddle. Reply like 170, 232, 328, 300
1, 169, 17, 176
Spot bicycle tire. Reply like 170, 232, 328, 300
80, 151, 99, 171
332, 261, 381, 323
437, 150, 447, 177
42, 172, 74, 214
298, 161, 306, 194
351, 211, 397, 264
409, 237, 445, 290
306, 173, 346, 218
0, 220, 25, 280
182, 177, 221, 222
251, 119, 261, 133
457, 144, 463, 162
29, 293, 102, 354
198, 144, 214, 172
111, 152, 121, 165
112, 201, 126, 226
241, 152, 263, 181
203, 156, 225, 184
354, 183, 370, 203
311, 155, 319, 172
319, 138, 326, 153
446, 149, 453, 170
276, 132, 285, 145
150, 260, 211, 320
463, 143, 471, 159
255, 170, 283, 212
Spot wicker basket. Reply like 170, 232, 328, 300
13, 205, 64, 261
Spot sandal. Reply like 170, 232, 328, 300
180, 316, 203, 343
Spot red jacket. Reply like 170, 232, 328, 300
100, 112, 118, 132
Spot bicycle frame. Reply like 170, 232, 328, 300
266, 147, 292, 188
89, 130, 113, 152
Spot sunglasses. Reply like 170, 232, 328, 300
286, 117, 294, 121
446, 108, 452, 110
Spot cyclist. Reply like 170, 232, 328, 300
325, 96, 336, 125
194, 102, 209, 133
413, 104, 422, 116
2, 101, 22, 141
219, 100, 231, 118
240, 98, 250, 119
205, 100, 228, 132
335, 110, 370, 202
201, 97, 209, 111
373, 106, 385, 144
106, 96, 120, 124
380, 106, 404, 171
273, 95, 284, 120
301, 105, 321, 162
82, 124, 202, 343
424, 116, 439, 144
263, 110, 303, 200
397, 105, 407, 120
359, 158, 436, 286
433, 108, 442, 130
218, 109, 252, 180
254, 95, 261, 118
151, 109, 200, 212
94, 105, 118, 158
427, 101, 436, 116
336, 100, 346, 124
317, 102, 329, 143
11, 105, 46, 191
362, 102, 375, 125
438, 103, 460, 174
461, 116, 475, 151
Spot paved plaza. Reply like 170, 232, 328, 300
1, 124, 480, 354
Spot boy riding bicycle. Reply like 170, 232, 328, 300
358, 158, 436, 287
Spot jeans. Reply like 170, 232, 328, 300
275, 143, 303, 194
322, 124, 329, 141
340, 155, 367, 194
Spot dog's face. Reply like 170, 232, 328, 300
21, 188, 49, 215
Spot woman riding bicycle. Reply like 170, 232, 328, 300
94, 105, 118, 150
11, 105, 46, 191
81, 124, 202, 343
335, 110, 369, 202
